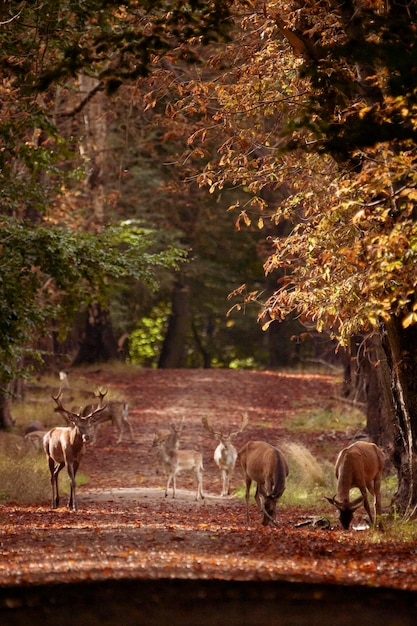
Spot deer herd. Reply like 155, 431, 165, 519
25, 386, 387, 530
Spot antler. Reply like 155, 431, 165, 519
94, 387, 108, 401
52, 390, 107, 423
201, 416, 221, 437
229, 413, 249, 439
52, 389, 67, 412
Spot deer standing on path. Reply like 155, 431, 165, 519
151, 419, 204, 500
325, 440, 386, 529
82, 388, 134, 444
238, 440, 289, 526
202, 413, 248, 496
44, 391, 107, 510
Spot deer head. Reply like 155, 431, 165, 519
52, 390, 107, 440
202, 413, 248, 443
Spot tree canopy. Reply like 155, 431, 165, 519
0, 1, 236, 384
166, 0, 417, 347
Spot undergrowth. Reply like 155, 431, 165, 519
0, 435, 50, 504
285, 404, 366, 433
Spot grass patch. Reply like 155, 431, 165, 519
0, 431, 90, 505
279, 441, 335, 508
0, 433, 50, 504
286, 405, 366, 432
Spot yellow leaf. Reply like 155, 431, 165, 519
242, 211, 251, 226
402, 312, 417, 328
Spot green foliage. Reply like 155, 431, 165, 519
129, 305, 169, 366
0, 219, 185, 383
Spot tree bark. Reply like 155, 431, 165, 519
72, 304, 119, 365
379, 317, 417, 518
158, 284, 190, 368
0, 388, 15, 429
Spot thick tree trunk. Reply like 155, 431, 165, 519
158, 284, 190, 368
365, 333, 397, 452
191, 318, 212, 369
380, 317, 417, 519
0, 388, 15, 430
72, 304, 119, 365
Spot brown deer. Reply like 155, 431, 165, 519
44, 391, 107, 510
82, 388, 134, 444
202, 413, 248, 496
23, 421, 47, 451
151, 419, 204, 500
24, 430, 48, 451
325, 441, 386, 530
238, 440, 289, 526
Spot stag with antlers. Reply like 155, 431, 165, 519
44, 391, 107, 510
202, 413, 248, 496
82, 388, 134, 444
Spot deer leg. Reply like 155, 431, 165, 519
116, 423, 123, 445
254, 484, 262, 512
126, 418, 135, 442
196, 468, 204, 500
50, 459, 64, 509
360, 487, 374, 526
221, 469, 228, 497
245, 477, 252, 524
166, 472, 175, 498
66, 462, 78, 511
373, 477, 382, 517
172, 472, 177, 498
226, 469, 232, 496
366, 480, 381, 526
122, 415, 135, 443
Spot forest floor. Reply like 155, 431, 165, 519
1, 367, 417, 625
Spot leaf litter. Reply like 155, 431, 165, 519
1, 368, 416, 591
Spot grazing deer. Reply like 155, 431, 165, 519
238, 440, 289, 526
201, 413, 248, 496
24, 420, 46, 436
325, 441, 386, 530
25, 430, 48, 451
151, 420, 204, 500
44, 391, 107, 510
82, 388, 134, 444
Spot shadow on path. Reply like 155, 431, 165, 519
1, 578, 416, 625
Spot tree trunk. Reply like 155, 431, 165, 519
379, 316, 417, 519
72, 304, 119, 365
0, 388, 15, 429
158, 284, 190, 368
67, 75, 117, 367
